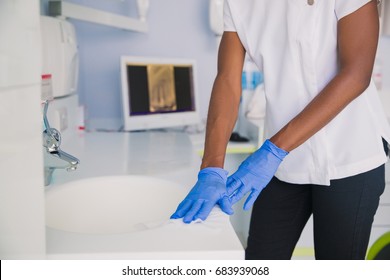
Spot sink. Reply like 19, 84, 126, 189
45, 175, 244, 259
45, 176, 188, 234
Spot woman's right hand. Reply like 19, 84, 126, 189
170, 167, 234, 223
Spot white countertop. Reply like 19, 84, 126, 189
46, 130, 245, 259
50, 130, 202, 188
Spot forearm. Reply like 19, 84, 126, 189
270, 70, 371, 152
200, 31, 246, 169
201, 75, 241, 168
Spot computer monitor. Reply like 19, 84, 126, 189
120, 56, 200, 131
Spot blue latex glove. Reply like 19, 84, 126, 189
170, 167, 234, 223
227, 139, 288, 211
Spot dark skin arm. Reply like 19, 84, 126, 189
270, 1, 380, 151
201, 0, 379, 169
201, 32, 246, 168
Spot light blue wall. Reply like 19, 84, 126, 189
41, 0, 218, 127
40, 1, 390, 127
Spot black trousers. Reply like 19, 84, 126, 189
245, 164, 386, 260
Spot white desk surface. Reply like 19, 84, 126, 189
46, 130, 244, 260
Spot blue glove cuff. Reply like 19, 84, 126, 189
264, 139, 288, 160
238, 139, 288, 172
198, 167, 228, 183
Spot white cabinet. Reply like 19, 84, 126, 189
0, 0, 41, 88
0, 0, 46, 259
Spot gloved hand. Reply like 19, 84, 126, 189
170, 167, 234, 223
227, 139, 288, 211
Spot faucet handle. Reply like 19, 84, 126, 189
41, 100, 80, 186
43, 127, 62, 152
42, 100, 62, 152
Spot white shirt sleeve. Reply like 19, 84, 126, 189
335, 0, 374, 20
223, 0, 236, 32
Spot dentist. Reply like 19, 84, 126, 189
171, 0, 390, 260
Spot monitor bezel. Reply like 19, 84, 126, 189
120, 56, 200, 131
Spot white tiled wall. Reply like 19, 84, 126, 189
0, 0, 45, 259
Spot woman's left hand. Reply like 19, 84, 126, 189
227, 140, 288, 210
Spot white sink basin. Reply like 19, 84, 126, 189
45, 175, 244, 259
45, 176, 188, 234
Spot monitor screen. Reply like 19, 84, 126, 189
120, 56, 200, 131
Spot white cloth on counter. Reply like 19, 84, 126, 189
123, 207, 240, 253
135, 206, 230, 233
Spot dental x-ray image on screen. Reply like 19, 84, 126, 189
147, 64, 177, 112
120, 56, 200, 131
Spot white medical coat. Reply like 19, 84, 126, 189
224, 0, 390, 185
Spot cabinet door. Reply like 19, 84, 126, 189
0, 0, 41, 89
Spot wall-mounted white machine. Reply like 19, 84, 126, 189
40, 16, 79, 98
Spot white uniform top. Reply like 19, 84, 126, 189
224, 0, 390, 185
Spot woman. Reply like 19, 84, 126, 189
171, 0, 390, 260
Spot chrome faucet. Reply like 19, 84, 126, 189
42, 100, 79, 185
